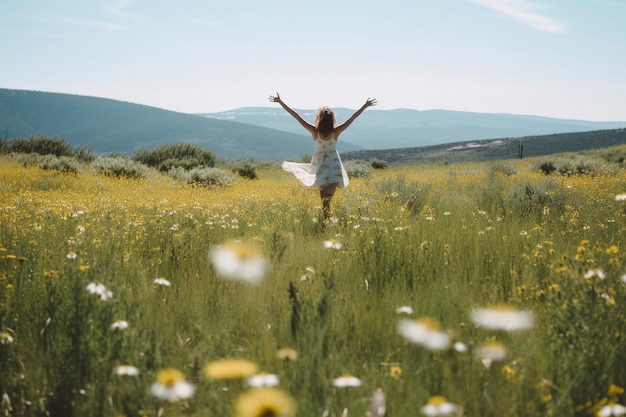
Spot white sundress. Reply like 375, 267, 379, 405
281, 133, 349, 189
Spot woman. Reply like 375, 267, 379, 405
269, 93, 377, 220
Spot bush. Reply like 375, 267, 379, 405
9, 136, 74, 157
375, 175, 429, 215
133, 143, 215, 172
488, 162, 517, 177
535, 156, 618, 176
169, 166, 234, 188
344, 159, 373, 179
233, 163, 258, 180
92, 156, 148, 179
40, 155, 82, 175
370, 158, 388, 169
8, 136, 95, 162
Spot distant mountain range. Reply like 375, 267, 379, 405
200, 108, 626, 149
0, 88, 321, 160
2, 88, 626, 162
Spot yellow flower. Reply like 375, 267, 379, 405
389, 365, 402, 378
204, 359, 259, 380
234, 387, 296, 417
276, 347, 298, 361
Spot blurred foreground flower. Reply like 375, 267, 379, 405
421, 396, 461, 416
599, 403, 626, 417
323, 239, 342, 250
234, 387, 296, 417
248, 373, 280, 387
111, 320, 129, 330
333, 374, 362, 387
115, 365, 140, 376
471, 305, 534, 331
153, 277, 171, 286
1, 331, 14, 344
368, 389, 386, 417
204, 358, 259, 380
476, 340, 507, 368
210, 240, 269, 284
397, 318, 451, 351
86, 282, 113, 300
395, 306, 414, 315
276, 347, 298, 361
150, 368, 195, 403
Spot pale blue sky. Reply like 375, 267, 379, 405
2, 0, 625, 121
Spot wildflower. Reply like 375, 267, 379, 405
584, 269, 606, 280
323, 239, 342, 250
389, 365, 402, 378
1, 332, 14, 344
115, 365, 140, 376
333, 374, 362, 387
86, 282, 113, 300
248, 373, 280, 387
300, 266, 316, 282
111, 320, 129, 330
66, 251, 77, 259
368, 389, 386, 417
453, 341, 468, 353
234, 387, 296, 417
204, 359, 259, 380
150, 368, 195, 403
397, 317, 451, 351
471, 305, 534, 331
598, 404, 626, 417
421, 396, 461, 416
476, 340, 507, 368
615, 194, 626, 201
276, 347, 298, 361
153, 277, 171, 286
395, 306, 414, 315
209, 240, 269, 284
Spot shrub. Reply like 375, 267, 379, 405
344, 159, 373, 179
8, 136, 95, 162
40, 155, 82, 175
133, 143, 215, 172
92, 156, 148, 179
488, 161, 517, 177
374, 175, 429, 215
370, 158, 388, 169
535, 156, 618, 176
169, 166, 234, 188
233, 163, 258, 180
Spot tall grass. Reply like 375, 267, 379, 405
2, 153, 626, 416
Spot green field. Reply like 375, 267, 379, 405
2, 150, 626, 417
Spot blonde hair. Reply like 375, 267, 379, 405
314, 106, 336, 138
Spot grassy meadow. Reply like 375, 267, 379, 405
2, 149, 626, 417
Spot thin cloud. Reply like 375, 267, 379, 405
467, 0, 566, 33
61, 16, 123, 32
101, 0, 143, 21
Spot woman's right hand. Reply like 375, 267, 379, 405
269, 93, 281, 103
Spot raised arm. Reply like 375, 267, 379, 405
334, 97, 377, 137
269, 93, 316, 135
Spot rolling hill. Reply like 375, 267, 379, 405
3, 88, 626, 163
200, 107, 626, 150
0, 88, 364, 161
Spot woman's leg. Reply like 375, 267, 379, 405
320, 183, 339, 220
